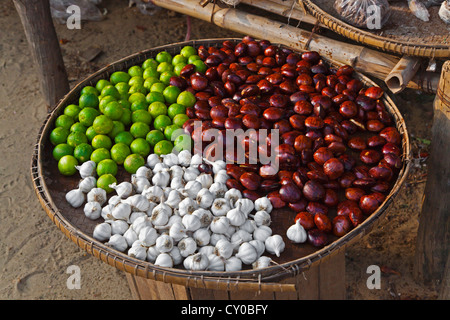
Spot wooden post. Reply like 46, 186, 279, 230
413, 61, 450, 292
13, 0, 70, 111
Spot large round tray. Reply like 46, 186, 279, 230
31, 38, 411, 292
301, 0, 450, 59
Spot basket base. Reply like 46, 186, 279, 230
125, 249, 346, 300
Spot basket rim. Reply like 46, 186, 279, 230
31, 38, 411, 288
301, 0, 450, 59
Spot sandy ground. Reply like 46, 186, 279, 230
0, 0, 440, 300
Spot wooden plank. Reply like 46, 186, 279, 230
12, 0, 70, 110
414, 61, 450, 287
318, 249, 346, 300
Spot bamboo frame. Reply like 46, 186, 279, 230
385, 56, 422, 94
151, 0, 440, 93
30, 38, 411, 295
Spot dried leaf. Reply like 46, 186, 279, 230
381, 265, 401, 276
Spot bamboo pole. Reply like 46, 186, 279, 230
152, 0, 440, 93
385, 56, 422, 94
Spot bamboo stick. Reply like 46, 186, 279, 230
385, 56, 422, 94
151, 0, 440, 93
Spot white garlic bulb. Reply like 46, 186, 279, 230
107, 234, 128, 252
132, 215, 152, 235
162, 153, 179, 167
177, 150, 192, 167
109, 181, 134, 199
251, 210, 272, 227
196, 173, 213, 189
123, 226, 138, 247
249, 239, 265, 257
213, 169, 229, 184
252, 256, 272, 269
226, 202, 247, 227
150, 203, 171, 226
139, 226, 158, 247
93, 222, 111, 241
111, 202, 132, 221
235, 198, 254, 215
286, 219, 307, 243
264, 234, 285, 257
209, 182, 227, 198
195, 188, 213, 209
126, 194, 150, 213
129, 211, 146, 224
190, 153, 203, 167
170, 175, 185, 190
146, 245, 159, 263
128, 240, 147, 260
177, 237, 197, 257
87, 188, 107, 206
135, 166, 153, 180
75, 160, 96, 178
224, 188, 242, 207
193, 228, 211, 247
214, 239, 234, 259
66, 189, 85, 208
155, 234, 174, 253
210, 216, 230, 234
254, 197, 273, 214
207, 253, 225, 271
169, 246, 183, 265
131, 175, 150, 194
165, 189, 183, 209
181, 214, 201, 232
108, 195, 121, 207
182, 180, 203, 199
141, 185, 164, 203
183, 253, 209, 271
210, 233, 228, 246
231, 229, 252, 248
178, 197, 198, 216
146, 153, 161, 169
198, 245, 215, 256
225, 256, 242, 272
211, 198, 231, 216
169, 221, 187, 241
183, 166, 200, 182
192, 208, 213, 228
152, 170, 170, 188
204, 158, 226, 174
253, 225, 273, 242
235, 242, 258, 265
78, 176, 97, 193
153, 162, 169, 173
155, 253, 174, 267
110, 219, 129, 235
239, 219, 256, 234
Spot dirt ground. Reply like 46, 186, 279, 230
0, 0, 441, 300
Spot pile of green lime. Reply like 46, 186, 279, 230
50, 46, 199, 193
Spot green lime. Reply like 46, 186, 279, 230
55, 114, 75, 130
128, 92, 147, 104
123, 154, 145, 174
153, 114, 172, 132
97, 174, 117, 193
130, 100, 149, 112
146, 129, 166, 147
78, 107, 100, 127
67, 131, 88, 148
146, 91, 165, 105
130, 138, 151, 157
81, 85, 99, 96
143, 76, 161, 90
148, 101, 167, 119
96, 79, 112, 93
163, 85, 181, 104
180, 46, 197, 59
176, 91, 196, 108
173, 63, 187, 76
115, 82, 131, 95
154, 140, 174, 156
79, 93, 99, 109
172, 54, 187, 66
150, 82, 166, 94
108, 121, 125, 139
119, 108, 132, 126
159, 71, 176, 85
129, 122, 150, 139
52, 143, 74, 161
157, 62, 174, 74
70, 122, 87, 133
86, 126, 97, 142
101, 85, 121, 100
110, 71, 131, 85
91, 134, 113, 150
128, 76, 144, 88
58, 155, 78, 176
128, 84, 147, 95
128, 65, 143, 78
114, 131, 134, 146
192, 59, 207, 74
118, 99, 131, 110
172, 113, 189, 127
110, 142, 131, 165
164, 124, 182, 141
187, 54, 201, 64
99, 95, 117, 114
93, 115, 114, 135
155, 51, 172, 64
90, 148, 111, 163
142, 58, 158, 70
131, 109, 152, 125
64, 104, 81, 119
143, 68, 160, 80
174, 134, 192, 152
97, 159, 118, 176
103, 101, 124, 121
50, 127, 70, 146
74, 143, 93, 163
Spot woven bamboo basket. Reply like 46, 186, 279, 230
301, 0, 450, 59
31, 38, 411, 299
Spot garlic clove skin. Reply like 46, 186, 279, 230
131, 175, 150, 194
66, 189, 85, 208
207, 254, 225, 271
254, 197, 273, 214
225, 256, 242, 272
286, 219, 308, 243
235, 242, 258, 265
196, 188, 214, 209
213, 170, 229, 185
177, 150, 192, 167
226, 203, 247, 227
249, 239, 265, 257
155, 253, 174, 268
110, 219, 129, 235
111, 202, 132, 221
93, 222, 112, 242
168, 221, 187, 242
253, 225, 273, 242
169, 246, 183, 265
224, 188, 242, 208
211, 198, 231, 217
183, 252, 209, 271
210, 233, 229, 246
210, 216, 230, 234
123, 226, 138, 247
87, 188, 107, 206
107, 234, 128, 252
198, 245, 215, 256
252, 256, 272, 270
135, 166, 153, 181
178, 197, 198, 217
192, 208, 213, 228
146, 245, 159, 263
235, 198, 254, 215
147, 153, 161, 169
182, 180, 202, 199
110, 181, 134, 199
214, 239, 234, 259
155, 234, 174, 253
190, 153, 203, 167
139, 226, 158, 247
141, 185, 164, 203
251, 210, 272, 227
78, 176, 97, 193
209, 182, 228, 198
230, 229, 252, 248
177, 237, 197, 257
181, 214, 201, 232
184, 166, 200, 182
75, 160, 96, 178
162, 153, 179, 167
152, 171, 170, 188
193, 228, 211, 247
264, 234, 285, 257
196, 173, 213, 189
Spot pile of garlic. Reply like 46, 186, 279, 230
65, 150, 290, 271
